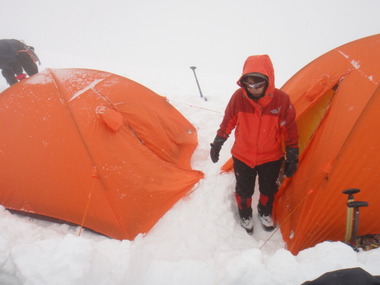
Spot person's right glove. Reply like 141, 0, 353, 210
210, 135, 227, 163
284, 147, 299, 177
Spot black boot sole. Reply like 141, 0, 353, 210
243, 226, 254, 235
261, 224, 275, 232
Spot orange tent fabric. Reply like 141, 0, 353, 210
274, 34, 380, 254
0, 68, 203, 240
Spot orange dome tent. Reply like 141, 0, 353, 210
274, 34, 380, 254
0, 68, 203, 240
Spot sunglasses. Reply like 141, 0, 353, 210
244, 81, 266, 89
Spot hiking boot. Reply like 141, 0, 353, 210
258, 213, 275, 232
240, 217, 254, 235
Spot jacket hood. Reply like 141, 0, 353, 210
237, 55, 276, 101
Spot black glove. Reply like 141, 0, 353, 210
210, 135, 227, 163
284, 147, 299, 177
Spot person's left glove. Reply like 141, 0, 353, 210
284, 147, 299, 177
210, 135, 227, 163
16, 73, 27, 81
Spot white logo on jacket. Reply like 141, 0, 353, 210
270, 107, 281, 114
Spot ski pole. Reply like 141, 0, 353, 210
342, 188, 360, 243
347, 201, 368, 247
190, 66, 207, 101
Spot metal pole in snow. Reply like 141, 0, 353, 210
190, 66, 207, 101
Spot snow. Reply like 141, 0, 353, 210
69, 78, 106, 102
1, 0, 380, 284
351, 60, 361, 69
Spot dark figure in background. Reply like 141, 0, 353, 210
0, 39, 40, 86
210, 55, 299, 234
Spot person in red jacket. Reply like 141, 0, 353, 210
210, 55, 299, 234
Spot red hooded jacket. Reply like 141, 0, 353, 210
217, 55, 298, 167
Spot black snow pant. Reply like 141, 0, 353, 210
233, 157, 283, 219
2, 51, 38, 86
17, 51, 38, 76
2, 68, 19, 85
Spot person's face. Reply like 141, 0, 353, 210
244, 77, 267, 98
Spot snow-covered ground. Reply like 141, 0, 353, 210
1, 1, 380, 284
